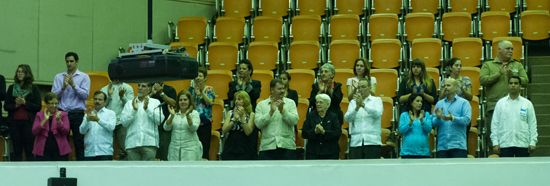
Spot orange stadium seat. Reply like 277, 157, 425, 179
520, 10, 550, 40
525, 0, 550, 11
329, 40, 361, 69
448, 0, 479, 14
410, 0, 440, 14
339, 130, 349, 159
405, 13, 436, 42
205, 70, 233, 100
169, 42, 199, 59
369, 39, 401, 69
247, 41, 279, 70
487, 0, 517, 13
296, 98, 310, 131
492, 37, 523, 62
287, 69, 316, 99
221, 0, 253, 18
210, 131, 221, 160
214, 16, 246, 44
85, 71, 110, 102
452, 37, 483, 67
176, 17, 208, 45
426, 68, 440, 89
258, 0, 291, 17
329, 14, 361, 41
461, 67, 481, 96
441, 12, 472, 42
207, 42, 239, 70
368, 13, 400, 41
296, 0, 328, 16
370, 69, 398, 97
127, 83, 138, 97
163, 80, 192, 94
340, 97, 350, 129
290, 15, 323, 42
334, 69, 355, 99
252, 16, 284, 43
372, 0, 403, 14
411, 38, 443, 68
480, 11, 511, 41
335, 0, 367, 16
288, 40, 321, 69
381, 97, 394, 129
211, 99, 225, 131
470, 96, 480, 127
251, 70, 274, 101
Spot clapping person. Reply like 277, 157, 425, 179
32, 93, 71, 161
309, 63, 344, 125
188, 67, 215, 160
4, 65, 41, 161
164, 90, 202, 161
228, 59, 261, 110
302, 94, 341, 160
399, 94, 432, 159
278, 71, 298, 106
222, 91, 257, 160
101, 79, 134, 160
398, 59, 437, 113
79, 91, 116, 161
347, 58, 377, 98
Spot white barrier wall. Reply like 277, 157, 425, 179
1, 158, 550, 186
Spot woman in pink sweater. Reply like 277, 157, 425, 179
32, 92, 71, 161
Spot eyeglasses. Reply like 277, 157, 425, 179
357, 85, 368, 89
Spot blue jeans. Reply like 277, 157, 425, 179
436, 149, 468, 158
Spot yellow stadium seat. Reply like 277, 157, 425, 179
426, 68, 440, 89
470, 96, 480, 127
210, 131, 221, 160
468, 127, 478, 157
207, 42, 239, 70
290, 15, 323, 42
214, 17, 246, 44
480, 11, 511, 41
340, 98, 350, 129
288, 40, 321, 69
411, 38, 442, 68
370, 69, 398, 97
296, 98, 310, 130
487, 0, 517, 13
211, 99, 225, 131
163, 80, 192, 94
176, 17, 208, 45
329, 14, 361, 41
85, 71, 110, 102
221, 0, 253, 18
334, 69, 355, 99
252, 16, 284, 43
296, 0, 328, 16
335, 0, 366, 15
205, 70, 233, 100
441, 12, 472, 42
492, 37, 523, 62
247, 41, 279, 70
525, 0, 550, 11
329, 40, 361, 69
369, 39, 401, 69
169, 42, 199, 59
251, 70, 274, 101
452, 37, 483, 67
126, 83, 138, 97
381, 97, 394, 129
287, 69, 316, 99
410, 0, 440, 14
448, 0, 479, 14
368, 13, 400, 41
405, 13, 436, 42
372, 0, 403, 14
461, 67, 481, 96
339, 129, 349, 159
259, 0, 291, 17
520, 10, 550, 40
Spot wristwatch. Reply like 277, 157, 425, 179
160, 92, 165, 97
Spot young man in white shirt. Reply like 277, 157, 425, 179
255, 78, 299, 160
101, 80, 134, 160
121, 83, 164, 161
344, 78, 384, 159
79, 91, 117, 161
491, 76, 538, 157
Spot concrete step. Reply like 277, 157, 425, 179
529, 94, 550, 105
530, 75, 550, 84
528, 56, 550, 66
531, 65, 550, 75
538, 125, 550, 136
528, 84, 550, 94
534, 105, 550, 115
530, 145, 550, 157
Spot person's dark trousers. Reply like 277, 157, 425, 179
113, 124, 127, 160
349, 145, 381, 159
197, 124, 211, 160
157, 125, 171, 161
436, 149, 468, 158
401, 155, 430, 159
36, 146, 68, 161
306, 153, 339, 160
84, 155, 113, 161
259, 148, 296, 160
8, 119, 35, 161
500, 147, 529, 157
67, 111, 85, 161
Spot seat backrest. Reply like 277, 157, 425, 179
211, 99, 224, 131
405, 13, 436, 42
127, 83, 139, 97
287, 69, 316, 98
339, 130, 349, 159
260, 0, 290, 17
297, 0, 327, 16
381, 97, 394, 129
334, 69, 355, 98
253, 16, 283, 43
426, 68, 440, 89
330, 14, 361, 41
370, 69, 398, 97
85, 71, 110, 102
372, 0, 402, 14
410, 0, 440, 14
448, 0, 478, 14
481, 11, 511, 41
340, 97, 350, 129
289, 41, 321, 69
370, 39, 401, 69
210, 131, 221, 160
223, 0, 253, 18
492, 37, 523, 62
452, 37, 483, 67
169, 42, 199, 58
520, 10, 550, 40
411, 38, 442, 68
163, 80, 192, 94
177, 17, 208, 45
208, 42, 239, 70
336, 0, 366, 15
487, 0, 517, 13
297, 98, 310, 130
247, 41, 279, 70
291, 15, 322, 42
470, 95, 480, 127
460, 67, 481, 95
205, 70, 234, 100
369, 13, 399, 41
251, 70, 274, 100
215, 17, 246, 44
442, 12, 472, 42
525, 0, 550, 11
329, 40, 361, 69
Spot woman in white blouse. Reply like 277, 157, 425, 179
347, 58, 377, 98
165, 90, 202, 161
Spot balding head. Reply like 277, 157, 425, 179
443, 78, 459, 98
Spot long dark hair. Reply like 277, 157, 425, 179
406, 93, 424, 117
407, 58, 433, 92
13, 64, 34, 91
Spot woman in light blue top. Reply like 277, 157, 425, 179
399, 93, 432, 158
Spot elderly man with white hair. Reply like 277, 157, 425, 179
309, 63, 344, 125
344, 78, 383, 159
302, 93, 342, 160
432, 78, 471, 158
480, 40, 528, 156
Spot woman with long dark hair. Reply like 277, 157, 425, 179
398, 58, 437, 113
399, 94, 432, 158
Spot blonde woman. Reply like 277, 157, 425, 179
222, 91, 257, 160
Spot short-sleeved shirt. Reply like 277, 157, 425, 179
440, 76, 472, 99
188, 86, 215, 126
